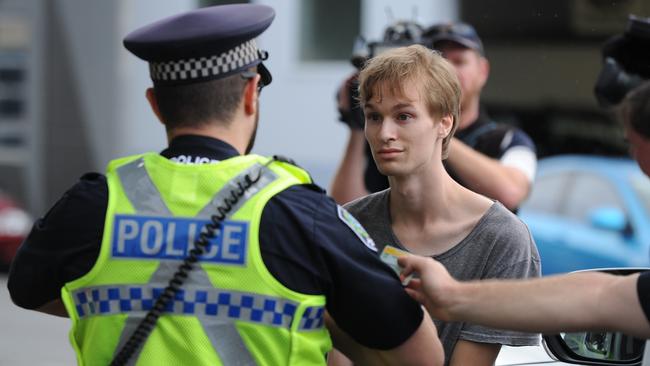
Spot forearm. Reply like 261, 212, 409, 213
447, 139, 529, 209
36, 298, 69, 317
447, 273, 645, 336
330, 130, 369, 204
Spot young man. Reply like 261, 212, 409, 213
330, 22, 537, 212
7, 5, 442, 365
396, 80, 650, 340
333, 45, 540, 366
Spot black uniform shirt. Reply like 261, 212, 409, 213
637, 271, 650, 324
8, 135, 422, 349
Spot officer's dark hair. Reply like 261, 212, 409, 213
620, 80, 650, 139
153, 72, 248, 130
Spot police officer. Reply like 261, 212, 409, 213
7, 4, 442, 365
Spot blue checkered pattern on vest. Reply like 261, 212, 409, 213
299, 306, 325, 330
73, 285, 325, 330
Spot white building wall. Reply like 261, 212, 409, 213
34, 0, 460, 211
115, 0, 195, 166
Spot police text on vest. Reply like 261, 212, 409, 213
112, 215, 248, 264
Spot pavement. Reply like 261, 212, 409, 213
0, 275, 75, 365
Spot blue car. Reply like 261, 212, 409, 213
518, 155, 650, 275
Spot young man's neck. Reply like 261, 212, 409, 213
388, 164, 457, 222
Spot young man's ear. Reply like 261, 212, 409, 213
438, 115, 454, 138
243, 74, 261, 116
145, 88, 165, 125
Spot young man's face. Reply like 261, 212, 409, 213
363, 82, 445, 177
437, 43, 488, 113
624, 123, 650, 177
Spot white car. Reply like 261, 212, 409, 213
496, 268, 649, 366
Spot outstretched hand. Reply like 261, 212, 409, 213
398, 254, 458, 321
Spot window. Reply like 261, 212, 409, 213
631, 174, 650, 217
564, 173, 625, 223
524, 172, 573, 214
199, 0, 249, 7
300, 0, 360, 61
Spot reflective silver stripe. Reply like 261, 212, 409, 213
197, 162, 278, 218
113, 317, 142, 366
117, 158, 171, 215
204, 322, 257, 366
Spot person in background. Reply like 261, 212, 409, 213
7, 4, 442, 365
330, 22, 537, 213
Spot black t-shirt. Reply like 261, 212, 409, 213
363, 111, 536, 192
637, 271, 650, 324
8, 135, 422, 349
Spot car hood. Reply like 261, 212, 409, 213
496, 345, 566, 365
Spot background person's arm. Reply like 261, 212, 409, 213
399, 255, 650, 338
330, 129, 369, 204
446, 138, 531, 210
330, 73, 369, 205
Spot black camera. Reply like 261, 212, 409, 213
594, 15, 650, 107
338, 21, 428, 129
350, 21, 427, 69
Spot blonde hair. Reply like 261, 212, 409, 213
358, 44, 461, 158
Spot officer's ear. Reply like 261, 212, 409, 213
477, 56, 490, 89
243, 74, 260, 116
145, 88, 165, 125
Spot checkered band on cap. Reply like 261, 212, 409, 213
149, 39, 260, 83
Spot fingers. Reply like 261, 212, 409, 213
405, 278, 422, 291
404, 287, 424, 304
398, 253, 431, 276
338, 73, 359, 110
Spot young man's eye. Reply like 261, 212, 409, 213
397, 113, 412, 121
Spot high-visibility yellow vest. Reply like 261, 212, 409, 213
61, 153, 331, 365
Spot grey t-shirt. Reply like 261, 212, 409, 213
345, 189, 541, 364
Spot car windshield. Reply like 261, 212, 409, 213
631, 174, 650, 216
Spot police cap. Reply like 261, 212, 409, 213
123, 4, 274, 86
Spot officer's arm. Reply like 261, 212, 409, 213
36, 298, 69, 317
326, 310, 443, 366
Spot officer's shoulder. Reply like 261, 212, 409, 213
268, 155, 326, 193
79, 171, 106, 182
67, 172, 108, 201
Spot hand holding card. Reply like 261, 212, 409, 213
379, 245, 414, 286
